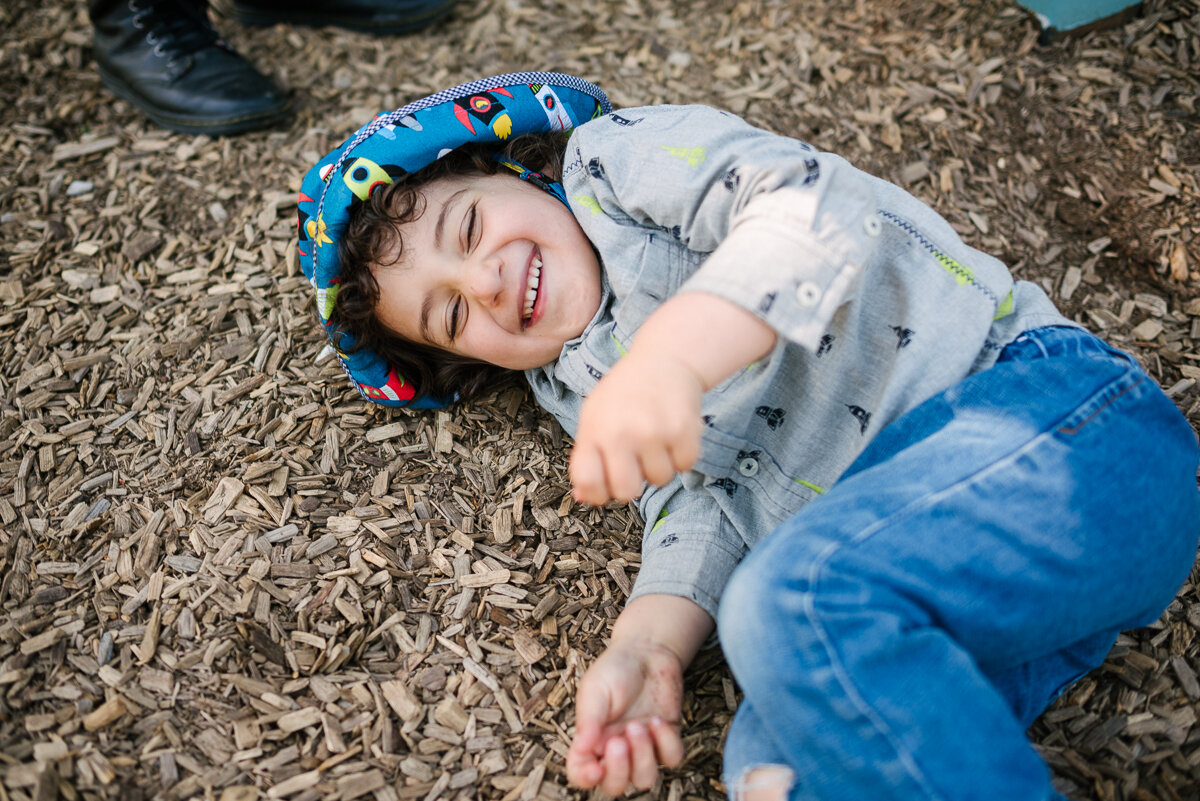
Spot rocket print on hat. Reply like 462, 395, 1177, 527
454, 88, 514, 138
531, 83, 571, 129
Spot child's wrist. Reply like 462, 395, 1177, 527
626, 346, 707, 394
611, 594, 714, 667
631, 292, 777, 392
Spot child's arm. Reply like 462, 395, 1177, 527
563, 106, 878, 504
566, 593, 714, 795
570, 291, 776, 504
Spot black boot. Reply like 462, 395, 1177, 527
90, 0, 290, 135
229, 0, 458, 35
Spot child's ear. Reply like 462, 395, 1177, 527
537, 163, 559, 180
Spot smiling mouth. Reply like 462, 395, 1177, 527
522, 252, 543, 324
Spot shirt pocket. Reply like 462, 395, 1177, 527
609, 232, 695, 352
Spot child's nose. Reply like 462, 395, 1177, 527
465, 253, 503, 306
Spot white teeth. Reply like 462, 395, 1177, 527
522, 257, 542, 320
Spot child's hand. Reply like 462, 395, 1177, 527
570, 350, 704, 505
566, 640, 686, 795
569, 292, 777, 506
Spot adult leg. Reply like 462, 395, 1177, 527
90, 0, 289, 135
718, 328, 1200, 801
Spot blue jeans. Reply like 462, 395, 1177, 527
717, 326, 1200, 801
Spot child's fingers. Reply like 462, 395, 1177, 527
600, 446, 645, 503
637, 445, 677, 488
566, 673, 614, 788
569, 444, 609, 505
649, 716, 685, 769
565, 743, 605, 789
600, 736, 632, 797
624, 721, 660, 790
565, 719, 603, 787
668, 430, 701, 474
571, 676, 615, 752
571, 442, 642, 505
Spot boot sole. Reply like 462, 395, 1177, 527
96, 63, 291, 136
230, 1, 456, 35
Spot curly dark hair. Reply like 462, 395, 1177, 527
332, 131, 571, 403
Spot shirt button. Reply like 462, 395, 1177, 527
795, 281, 821, 308
863, 213, 883, 237
737, 457, 759, 477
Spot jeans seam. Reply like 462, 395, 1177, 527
1056, 372, 1144, 435
801, 548, 949, 801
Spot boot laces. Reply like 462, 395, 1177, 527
128, 0, 222, 60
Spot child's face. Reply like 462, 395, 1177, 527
373, 172, 602, 370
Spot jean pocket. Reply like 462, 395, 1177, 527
1054, 368, 1147, 437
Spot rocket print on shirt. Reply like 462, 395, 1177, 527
609, 114, 642, 127
710, 478, 739, 497
846, 405, 872, 434
891, 325, 915, 349
755, 406, 786, 430
800, 157, 820, 186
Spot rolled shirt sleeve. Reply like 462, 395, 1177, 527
631, 476, 747, 622
565, 104, 880, 351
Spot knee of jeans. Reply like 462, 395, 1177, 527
718, 557, 776, 657
725, 764, 795, 801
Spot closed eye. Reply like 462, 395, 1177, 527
464, 203, 479, 252
447, 296, 465, 342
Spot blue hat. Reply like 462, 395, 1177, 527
297, 72, 611, 408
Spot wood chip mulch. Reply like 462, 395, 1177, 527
1, 0, 1198, 799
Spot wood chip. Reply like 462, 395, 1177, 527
265, 770, 320, 799
52, 135, 121, 162
82, 697, 127, 731
380, 680, 422, 722
20, 628, 63, 656
202, 477, 245, 524
277, 707, 322, 734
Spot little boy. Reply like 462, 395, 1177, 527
303, 76, 1200, 800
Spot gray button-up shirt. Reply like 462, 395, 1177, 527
525, 105, 1072, 621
